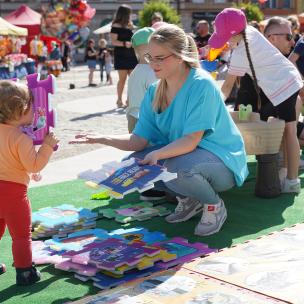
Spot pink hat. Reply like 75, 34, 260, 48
208, 8, 247, 48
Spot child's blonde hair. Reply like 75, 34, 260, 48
0, 81, 33, 123
99, 38, 107, 48
149, 24, 200, 112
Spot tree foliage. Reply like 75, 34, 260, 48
138, 0, 180, 27
233, 2, 264, 22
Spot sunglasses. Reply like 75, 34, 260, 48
268, 33, 293, 41
144, 53, 174, 65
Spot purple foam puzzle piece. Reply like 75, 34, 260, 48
63, 238, 160, 271
22, 73, 57, 147
152, 237, 217, 269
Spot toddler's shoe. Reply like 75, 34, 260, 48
194, 199, 227, 236
281, 178, 301, 194
0, 263, 6, 275
165, 197, 203, 223
16, 264, 41, 286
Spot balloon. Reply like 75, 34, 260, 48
78, 1, 87, 12
41, 0, 95, 48
79, 27, 90, 40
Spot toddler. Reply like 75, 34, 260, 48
0, 81, 59, 285
104, 49, 113, 85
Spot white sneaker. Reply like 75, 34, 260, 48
281, 178, 301, 194
165, 197, 203, 223
194, 200, 227, 236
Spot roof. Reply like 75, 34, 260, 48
0, 17, 28, 36
4, 4, 41, 26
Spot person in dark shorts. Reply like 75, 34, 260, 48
110, 5, 138, 108
85, 39, 98, 87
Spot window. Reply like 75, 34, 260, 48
264, 0, 277, 8
282, 0, 291, 8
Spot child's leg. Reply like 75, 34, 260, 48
5, 191, 32, 268
284, 121, 300, 179
0, 219, 6, 240
127, 115, 137, 133
108, 73, 113, 85
100, 62, 104, 82
276, 92, 300, 190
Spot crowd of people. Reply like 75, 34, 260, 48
1, 5, 304, 287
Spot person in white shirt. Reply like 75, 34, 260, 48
127, 27, 157, 133
209, 8, 303, 193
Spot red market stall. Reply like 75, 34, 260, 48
4, 5, 41, 55
299, 13, 304, 34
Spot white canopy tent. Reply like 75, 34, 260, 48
93, 22, 112, 35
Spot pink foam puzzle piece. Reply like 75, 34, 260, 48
63, 238, 160, 271
55, 260, 98, 277
32, 240, 68, 265
23, 73, 56, 146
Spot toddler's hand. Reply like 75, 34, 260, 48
31, 173, 42, 182
43, 132, 59, 148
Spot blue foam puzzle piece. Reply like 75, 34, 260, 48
110, 227, 167, 244
45, 228, 113, 251
32, 204, 97, 228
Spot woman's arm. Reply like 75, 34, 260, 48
141, 131, 204, 165
288, 52, 300, 67
110, 24, 132, 48
221, 74, 237, 100
70, 133, 148, 151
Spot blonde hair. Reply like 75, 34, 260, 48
99, 38, 107, 48
149, 24, 200, 112
0, 81, 33, 123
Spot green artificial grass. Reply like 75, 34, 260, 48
1, 159, 304, 303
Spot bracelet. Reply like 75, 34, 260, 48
123, 41, 126, 47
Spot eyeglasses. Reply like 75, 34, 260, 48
268, 33, 293, 41
144, 53, 174, 65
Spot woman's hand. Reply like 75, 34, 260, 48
125, 41, 132, 48
69, 134, 105, 144
140, 150, 160, 165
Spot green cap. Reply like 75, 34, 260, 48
131, 27, 155, 47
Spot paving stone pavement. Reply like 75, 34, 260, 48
50, 65, 129, 161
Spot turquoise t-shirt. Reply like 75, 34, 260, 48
133, 68, 249, 186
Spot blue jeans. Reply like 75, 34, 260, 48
126, 146, 236, 205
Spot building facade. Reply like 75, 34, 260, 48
0, 0, 302, 34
